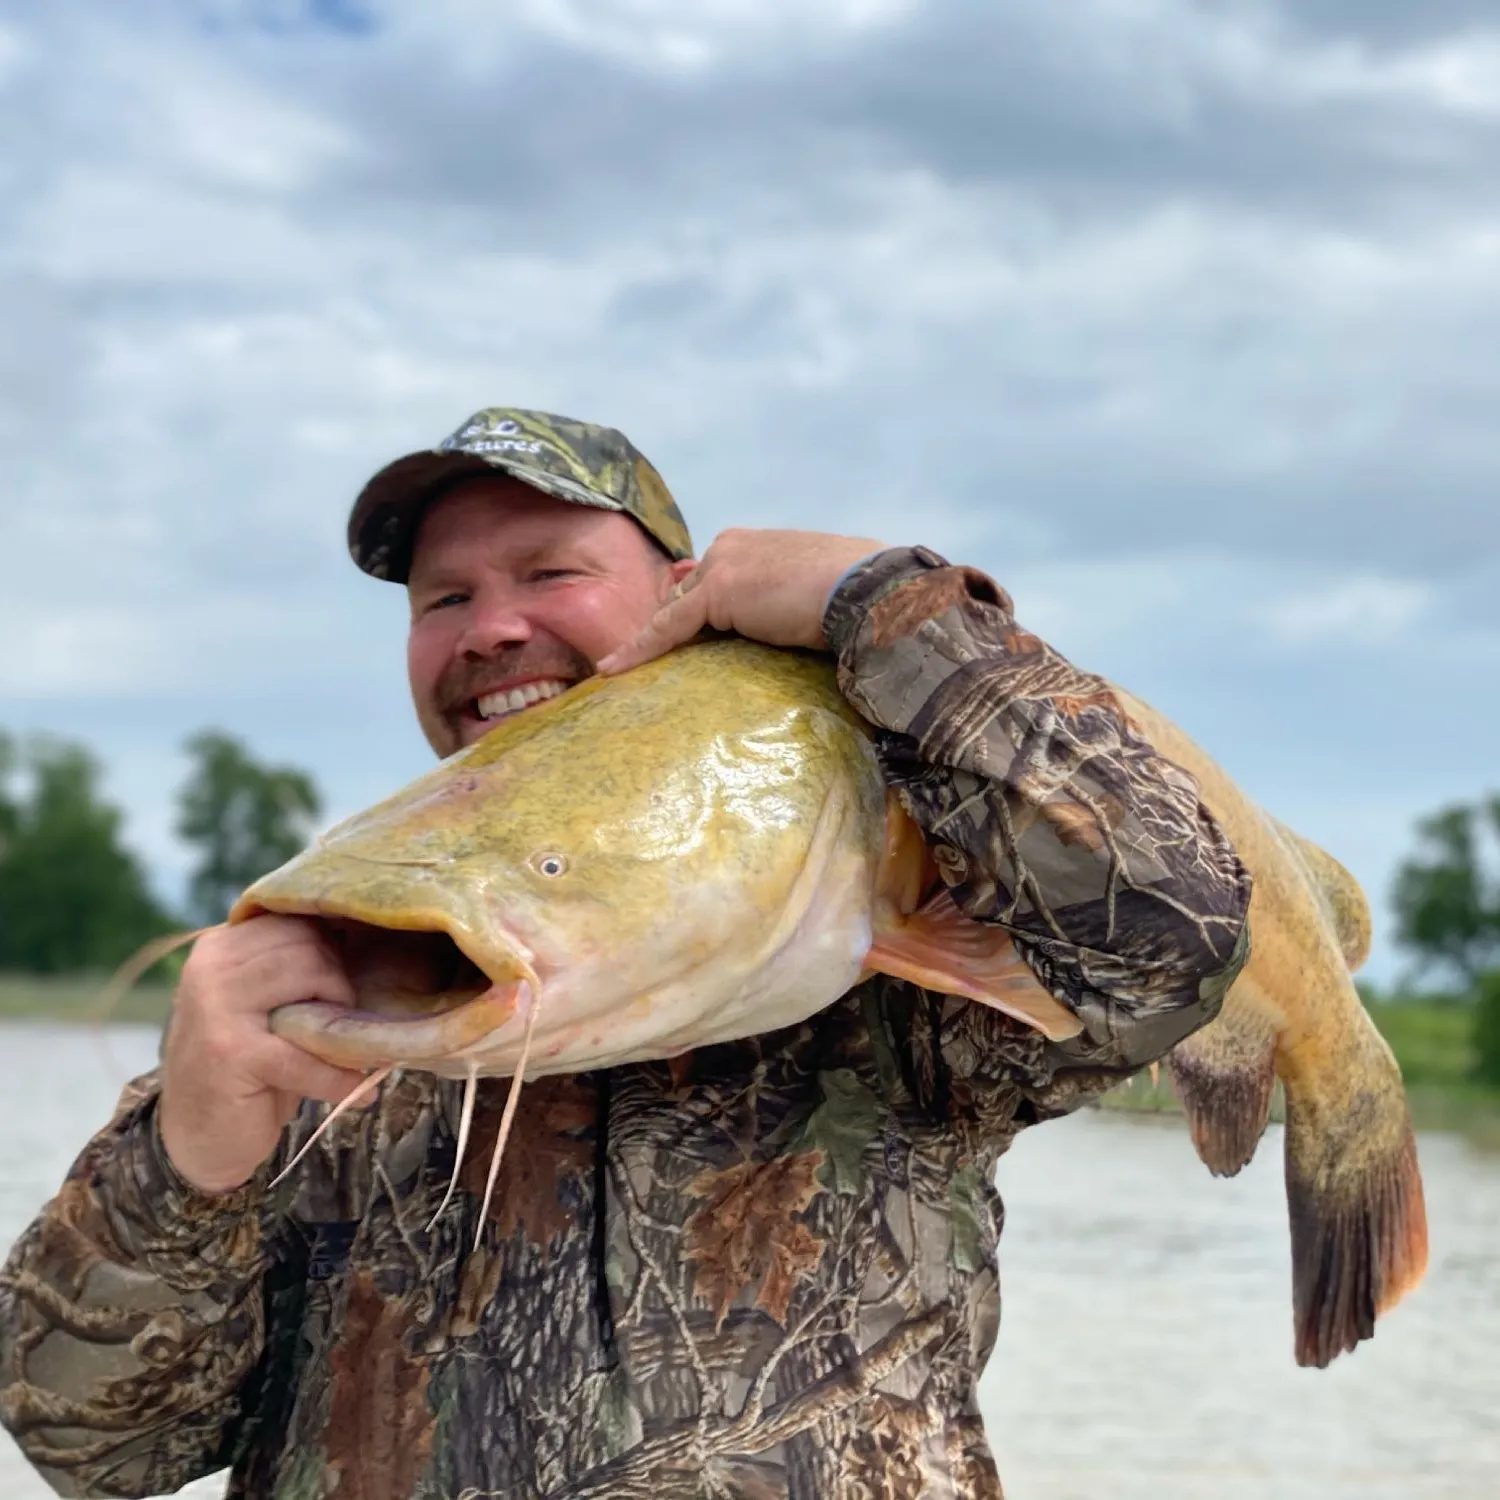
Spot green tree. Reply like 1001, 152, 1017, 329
1474, 970, 1500, 1087
0, 735, 173, 972
176, 732, 322, 923
1391, 797, 1500, 991
0, 731, 19, 848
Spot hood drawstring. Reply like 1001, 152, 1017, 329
592, 1067, 619, 1369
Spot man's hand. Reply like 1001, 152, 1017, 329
597, 528, 885, 676
158, 916, 370, 1195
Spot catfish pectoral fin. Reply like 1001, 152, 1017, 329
868, 887, 1083, 1043
1167, 1003, 1278, 1177
1285, 1078, 1429, 1369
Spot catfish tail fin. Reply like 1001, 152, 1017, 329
1284, 1047, 1428, 1367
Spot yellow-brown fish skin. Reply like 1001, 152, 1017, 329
1118, 690, 1429, 1369
234, 642, 894, 1079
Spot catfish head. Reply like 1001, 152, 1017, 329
236, 641, 894, 1081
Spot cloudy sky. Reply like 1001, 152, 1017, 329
3, 0, 1497, 981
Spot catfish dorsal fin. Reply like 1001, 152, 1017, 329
868, 885, 1083, 1043
1268, 816, 1374, 974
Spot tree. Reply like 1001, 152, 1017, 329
0, 735, 173, 973
1391, 797, 1500, 991
176, 732, 323, 924
1475, 969, 1500, 1087
0, 731, 19, 848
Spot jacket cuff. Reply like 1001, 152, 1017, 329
821, 545, 1012, 662
101, 1084, 271, 1265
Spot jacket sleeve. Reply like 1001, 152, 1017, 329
824, 546, 1252, 1096
0, 1071, 274, 1498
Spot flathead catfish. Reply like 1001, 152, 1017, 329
230, 638, 1426, 1368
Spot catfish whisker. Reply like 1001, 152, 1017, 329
269, 1065, 394, 1190
94, 927, 217, 1024
90, 927, 220, 1084
428, 1061, 480, 1232
473, 985, 543, 1249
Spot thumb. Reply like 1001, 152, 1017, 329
598, 588, 708, 675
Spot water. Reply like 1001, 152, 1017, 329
983, 1109, 1499, 1499
2, 1024, 1495, 1500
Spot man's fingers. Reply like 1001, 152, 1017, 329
219, 911, 333, 956
194, 944, 358, 1022
257, 1039, 372, 1106
598, 585, 710, 675
181, 915, 359, 1017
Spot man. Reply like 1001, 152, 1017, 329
0, 409, 1251, 1498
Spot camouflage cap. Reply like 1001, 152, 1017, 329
348, 407, 694, 582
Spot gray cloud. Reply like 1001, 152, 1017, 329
1276, 0, 1500, 47
3, 0, 1497, 976
157, 0, 1497, 581
295, 2, 1500, 230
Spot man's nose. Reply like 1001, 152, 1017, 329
455, 592, 534, 658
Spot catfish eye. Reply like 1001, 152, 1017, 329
532, 852, 569, 878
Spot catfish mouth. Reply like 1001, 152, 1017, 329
233, 904, 536, 1072
309, 917, 492, 1017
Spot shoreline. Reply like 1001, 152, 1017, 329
1099, 990, 1500, 1149
6, 978, 1497, 1148
0, 977, 177, 1028
1097, 1070, 1500, 1150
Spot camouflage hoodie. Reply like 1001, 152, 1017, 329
0, 548, 1251, 1500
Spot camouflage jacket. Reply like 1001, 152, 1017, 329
0, 547, 1251, 1500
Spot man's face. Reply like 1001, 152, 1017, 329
406, 476, 689, 757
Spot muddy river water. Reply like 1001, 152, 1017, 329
2, 1023, 1495, 1499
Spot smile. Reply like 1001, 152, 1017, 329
473, 678, 571, 721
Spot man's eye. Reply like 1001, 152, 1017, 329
529, 569, 579, 583
428, 592, 469, 611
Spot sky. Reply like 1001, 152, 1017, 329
2, 0, 1497, 983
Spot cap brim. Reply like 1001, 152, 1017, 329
348, 449, 626, 582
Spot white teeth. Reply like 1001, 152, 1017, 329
476, 680, 568, 720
